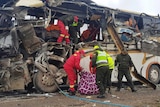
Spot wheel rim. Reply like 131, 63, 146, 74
150, 69, 159, 82
33, 65, 58, 93
41, 72, 55, 86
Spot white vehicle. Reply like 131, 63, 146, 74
80, 9, 160, 89
80, 41, 159, 86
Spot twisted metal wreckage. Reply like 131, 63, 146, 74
0, 0, 160, 93
0, 0, 100, 93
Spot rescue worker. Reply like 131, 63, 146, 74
56, 15, 79, 44
63, 50, 85, 95
46, 19, 60, 31
69, 19, 83, 44
115, 48, 137, 92
45, 19, 60, 42
91, 45, 109, 98
106, 51, 114, 94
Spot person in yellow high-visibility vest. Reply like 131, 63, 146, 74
91, 45, 109, 98
106, 51, 114, 94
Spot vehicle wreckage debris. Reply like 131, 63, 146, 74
27, 93, 56, 97
0, 92, 57, 103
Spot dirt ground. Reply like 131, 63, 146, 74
0, 85, 160, 107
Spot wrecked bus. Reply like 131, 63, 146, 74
0, 0, 101, 93
80, 8, 160, 89
0, 0, 160, 93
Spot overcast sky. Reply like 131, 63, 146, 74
92, 0, 160, 16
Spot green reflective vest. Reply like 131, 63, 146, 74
106, 53, 115, 69
71, 21, 78, 26
96, 50, 108, 68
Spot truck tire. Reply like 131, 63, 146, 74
33, 64, 58, 93
148, 65, 160, 84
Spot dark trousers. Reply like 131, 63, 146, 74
69, 26, 78, 44
107, 69, 112, 88
96, 66, 109, 95
117, 69, 135, 90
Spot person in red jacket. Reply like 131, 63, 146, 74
63, 50, 85, 95
56, 15, 79, 44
